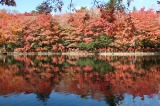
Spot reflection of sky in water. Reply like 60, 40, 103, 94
120, 93, 160, 106
0, 92, 160, 106
0, 92, 108, 106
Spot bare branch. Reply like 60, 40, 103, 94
68, 0, 76, 12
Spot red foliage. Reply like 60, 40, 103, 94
0, 10, 23, 45
0, 56, 159, 99
0, 8, 159, 52
131, 8, 160, 43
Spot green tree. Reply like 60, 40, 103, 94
36, 2, 53, 13
0, 0, 132, 9
79, 6, 88, 11
105, 0, 125, 12
0, 0, 16, 6
31, 10, 37, 14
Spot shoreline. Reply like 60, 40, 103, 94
0, 52, 159, 56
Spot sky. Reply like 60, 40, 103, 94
0, 0, 159, 14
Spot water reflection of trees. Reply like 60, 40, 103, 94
0, 55, 159, 102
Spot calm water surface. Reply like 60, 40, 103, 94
0, 55, 159, 106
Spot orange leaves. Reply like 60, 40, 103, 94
83, 65, 93, 71
0, 8, 159, 52
0, 35, 6, 45
83, 37, 93, 43
37, 14, 53, 29
131, 8, 159, 41
0, 10, 22, 45
16, 13, 63, 52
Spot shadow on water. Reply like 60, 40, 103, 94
0, 55, 159, 106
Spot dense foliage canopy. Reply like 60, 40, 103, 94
0, 8, 159, 52
0, 0, 160, 52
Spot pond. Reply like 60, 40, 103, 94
0, 55, 159, 106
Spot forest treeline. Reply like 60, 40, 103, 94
0, 8, 160, 52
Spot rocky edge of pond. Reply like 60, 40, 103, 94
0, 52, 159, 56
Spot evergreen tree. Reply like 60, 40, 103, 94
133, 6, 137, 11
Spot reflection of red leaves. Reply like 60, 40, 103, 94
53, 67, 59, 72
83, 66, 93, 71
0, 56, 159, 100
104, 74, 110, 82
75, 67, 81, 71
41, 72, 51, 79
52, 57, 58, 63
45, 73, 52, 79
37, 82, 52, 94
